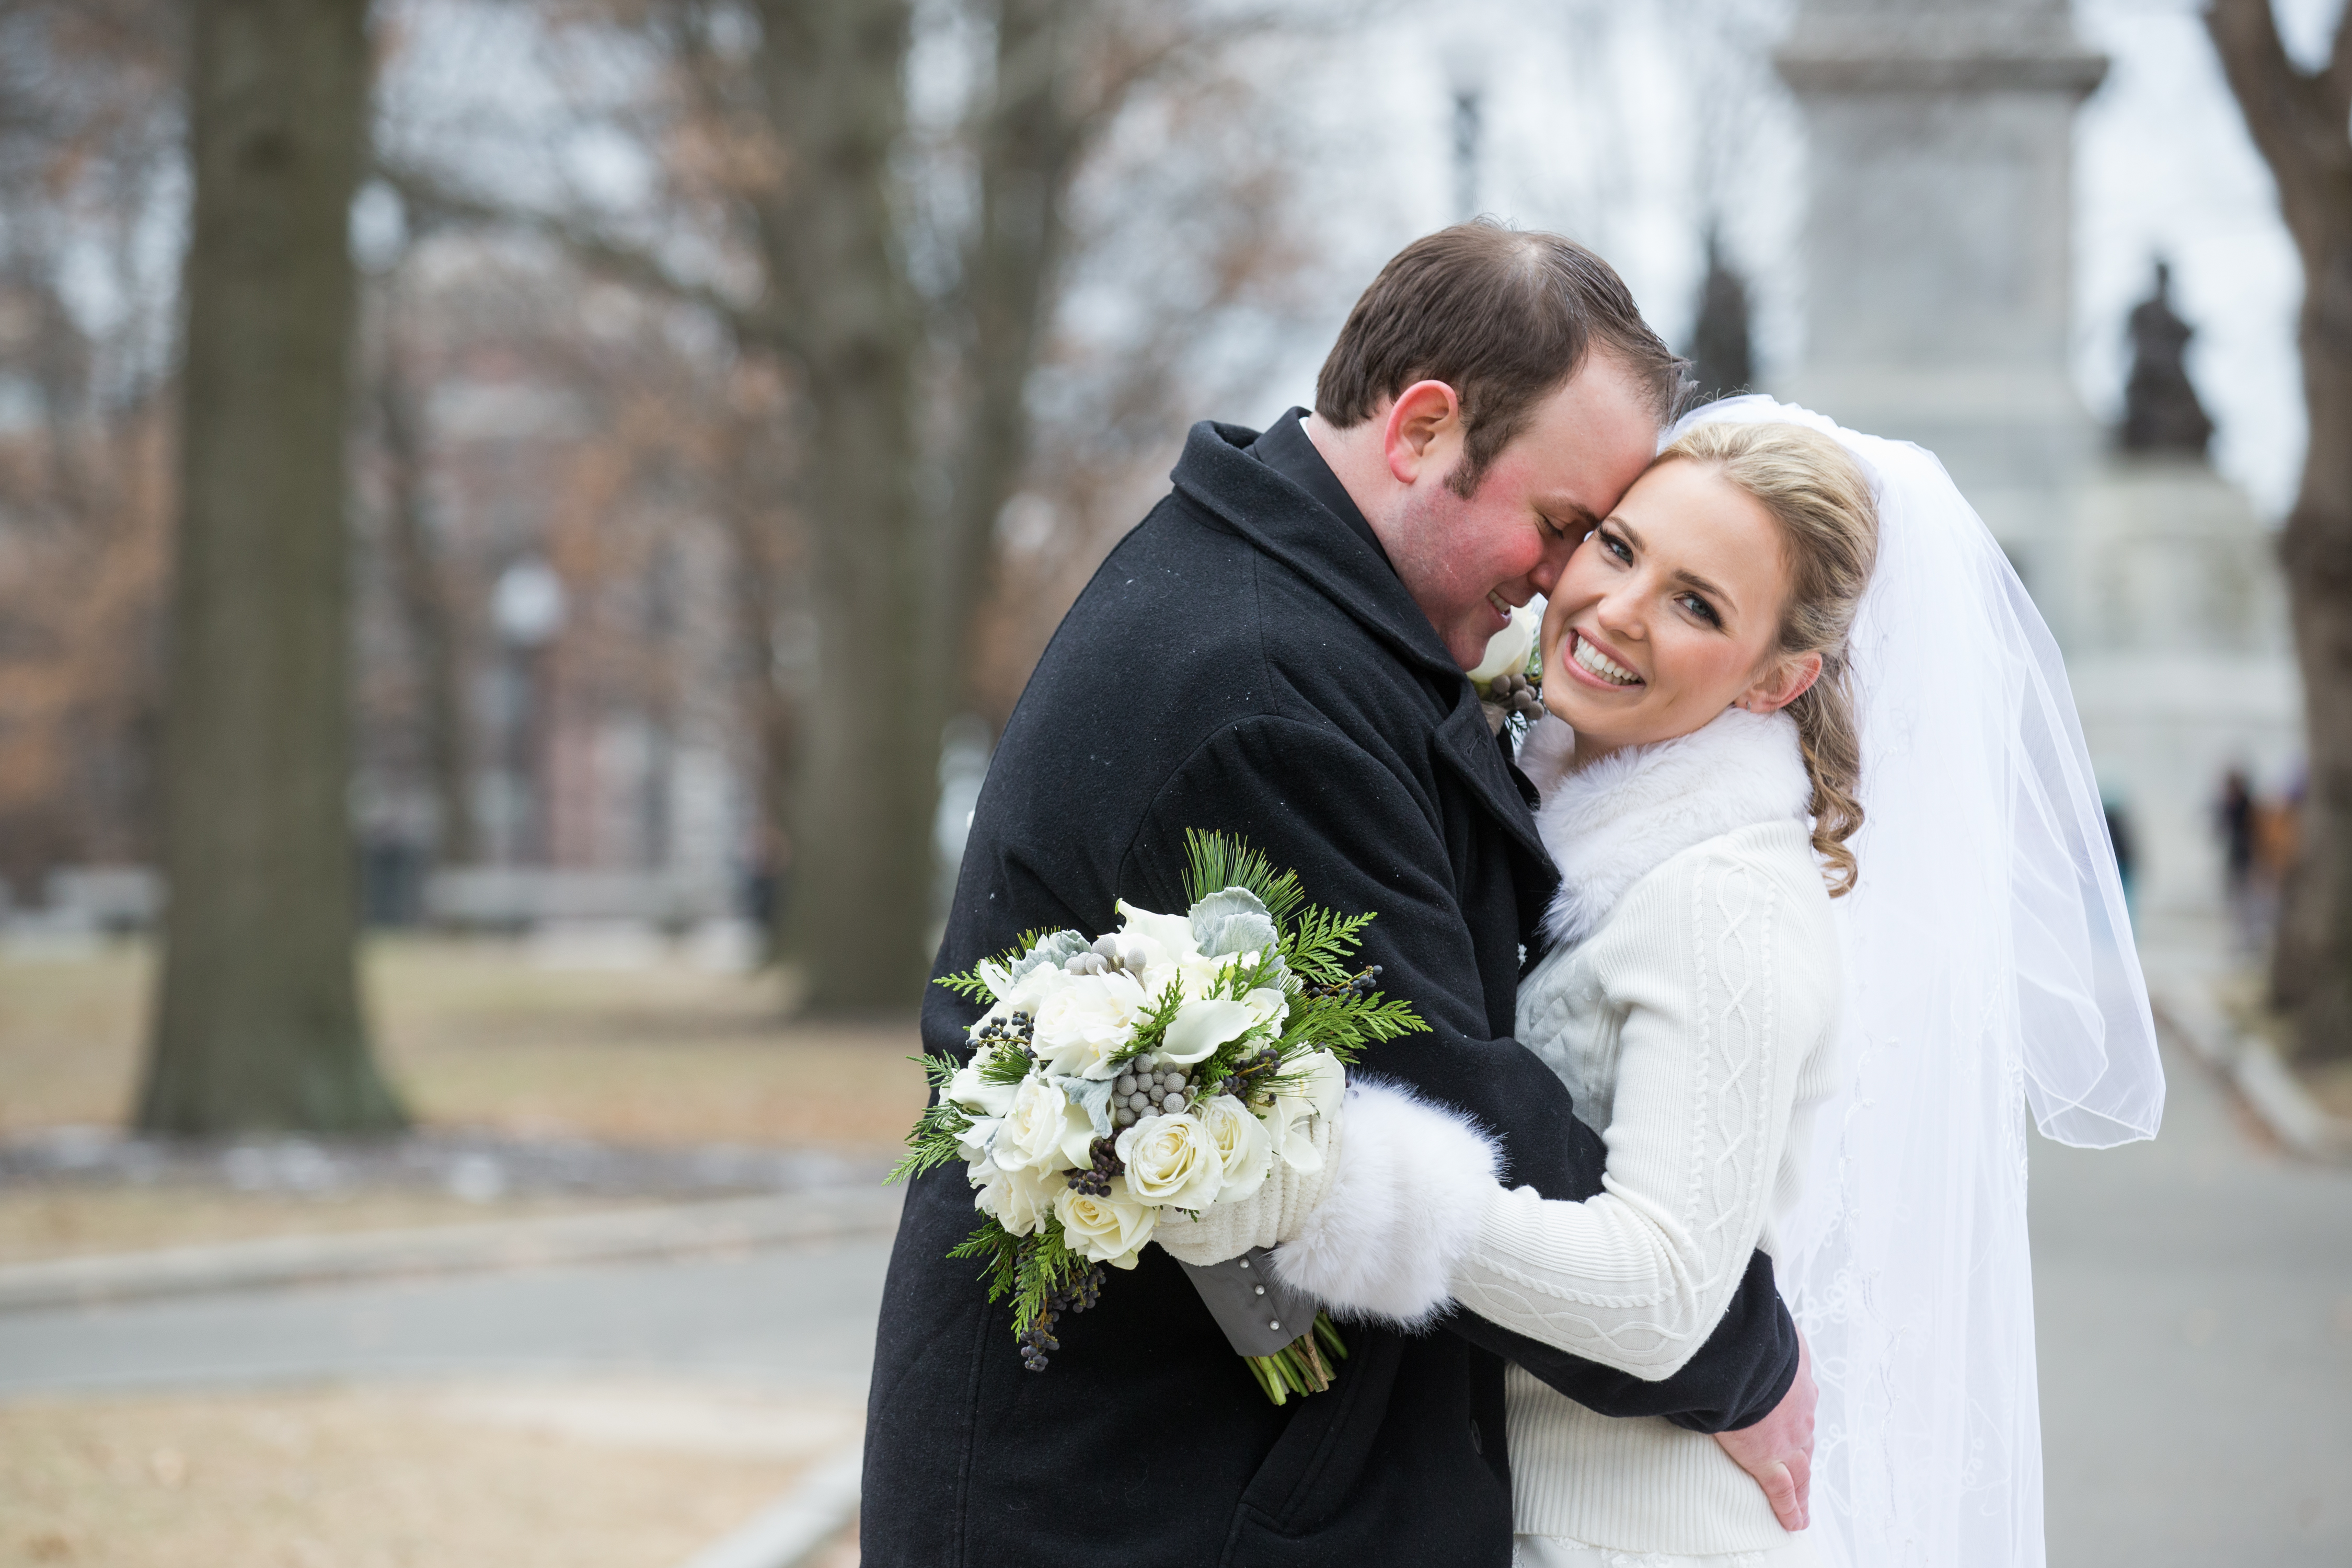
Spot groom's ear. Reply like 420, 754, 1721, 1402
1383, 379, 1465, 486
1742, 651, 1823, 716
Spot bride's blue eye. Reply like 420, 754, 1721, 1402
1679, 592, 1722, 628
1599, 529, 1632, 563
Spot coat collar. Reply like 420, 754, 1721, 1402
1170, 418, 1553, 871
1522, 707, 1813, 947
1171, 419, 1465, 683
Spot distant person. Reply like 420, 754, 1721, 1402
866, 227, 2163, 1568
2218, 769, 2255, 891
2105, 799, 2138, 913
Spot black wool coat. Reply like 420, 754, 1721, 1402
861, 414, 1800, 1568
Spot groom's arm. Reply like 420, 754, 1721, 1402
1123, 716, 1798, 1431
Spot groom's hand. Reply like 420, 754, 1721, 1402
1713, 1331, 1816, 1531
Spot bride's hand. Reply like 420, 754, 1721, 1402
1712, 1330, 1816, 1532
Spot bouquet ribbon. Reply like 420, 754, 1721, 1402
1180, 1249, 1323, 1356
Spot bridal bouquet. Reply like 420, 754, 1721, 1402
892, 830, 1427, 1403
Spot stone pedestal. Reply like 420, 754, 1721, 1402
2066, 457, 2302, 943
1776, 1, 2107, 630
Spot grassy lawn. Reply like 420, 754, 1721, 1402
0, 938, 929, 1262
0, 1380, 861, 1568
0, 938, 927, 1147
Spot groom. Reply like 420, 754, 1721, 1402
862, 224, 1811, 1566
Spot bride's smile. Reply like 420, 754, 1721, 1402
1538, 455, 1823, 768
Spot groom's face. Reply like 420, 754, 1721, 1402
1386, 355, 1658, 668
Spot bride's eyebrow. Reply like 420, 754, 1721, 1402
1675, 567, 1733, 612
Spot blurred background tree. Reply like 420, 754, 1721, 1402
2208, 0, 2352, 1061
378, 0, 1295, 1009
138, 0, 405, 1131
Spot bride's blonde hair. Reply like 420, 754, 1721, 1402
1655, 421, 1879, 895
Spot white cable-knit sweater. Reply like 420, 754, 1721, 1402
1273, 708, 1843, 1559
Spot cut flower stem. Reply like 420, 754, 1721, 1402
1243, 1312, 1348, 1406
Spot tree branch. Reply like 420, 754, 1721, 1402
2329, 0, 2352, 124
2207, 0, 2351, 246
373, 158, 759, 341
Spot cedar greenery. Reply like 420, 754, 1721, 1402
891, 831, 1428, 1397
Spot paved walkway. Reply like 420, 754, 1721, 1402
2033, 1031, 2352, 1566
0, 1236, 894, 1402
0, 1032, 2343, 1565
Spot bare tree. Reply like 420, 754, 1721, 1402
2207, 0, 2352, 1058
381, 0, 1254, 1009
0, 0, 183, 896
372, 297, 479, 866
137, 0, 403, 1131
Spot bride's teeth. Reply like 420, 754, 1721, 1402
1573, 634, 1639, 686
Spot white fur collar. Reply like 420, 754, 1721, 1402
1519, 707, 1812, 947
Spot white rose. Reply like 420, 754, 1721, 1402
1114, 900, 1201, 968
1031, 970, 1149, 1080
1467, 598, 1542, 688
1192, 1093, 1275, 1203
1113, 1111, 1225, 1209
971, 1159, 1059, 1236
993, 1076, 1090, 1173
1054, 1181, 1155, 1269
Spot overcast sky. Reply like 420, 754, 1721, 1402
1227, 0, 2324, 520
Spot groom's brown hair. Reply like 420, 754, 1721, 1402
1316, 222, 1687, 498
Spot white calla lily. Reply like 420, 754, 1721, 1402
1159, 998, 1261, 1065
1467, 598, 1542, 687
946, 1060, 1017, 1118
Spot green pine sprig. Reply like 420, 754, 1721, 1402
1183, 829, 1304, 928
1281, 905, 1377, 987
933, 928, 1061, 1004
887, 1051, 976, 1184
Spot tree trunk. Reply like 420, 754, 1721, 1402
2208, 0, 2352, 1060
2272, 243, 2352, 1059
933, 0, 1086, 720
137, 0, 403, 1131
753, 0, 935, 1010
377, 329, 477, 866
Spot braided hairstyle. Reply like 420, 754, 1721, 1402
1657, 421, 1879, 896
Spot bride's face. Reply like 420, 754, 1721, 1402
1539, 458, 1820, 763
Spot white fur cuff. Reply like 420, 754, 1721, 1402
1266, 1077, 1502, 1330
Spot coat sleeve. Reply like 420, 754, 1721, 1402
1121, 715, 1798, 1432
1447, 849, 1827, 1379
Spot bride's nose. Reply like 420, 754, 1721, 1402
1592, 584, 1643, 641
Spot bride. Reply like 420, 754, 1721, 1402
1163, 398, 2164, 1567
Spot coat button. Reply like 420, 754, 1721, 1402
1469, 1419, 1484, 1455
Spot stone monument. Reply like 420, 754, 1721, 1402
1774, 0, 2106, 635
2065, 263, 2301, 941
1774, 2, 2302, 943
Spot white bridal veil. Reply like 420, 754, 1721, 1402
1665, 398, 2165, 1568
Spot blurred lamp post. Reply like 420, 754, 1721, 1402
491, 555, 566, 864
1444, 38, 1486, 223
